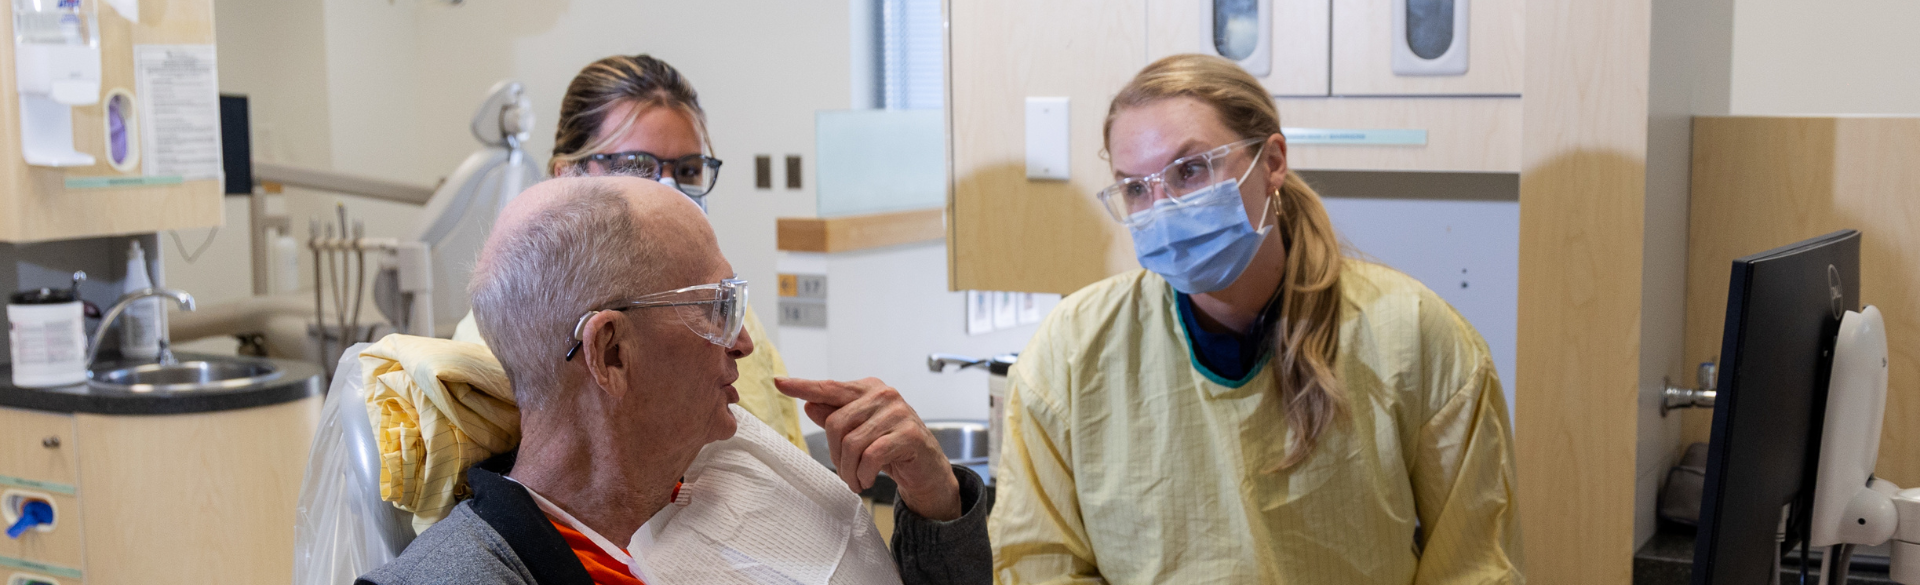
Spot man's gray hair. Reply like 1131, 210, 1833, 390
468, 178, 663, 410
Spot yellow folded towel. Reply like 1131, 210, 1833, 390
361, 334, 519, 534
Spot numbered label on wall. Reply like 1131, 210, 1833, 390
778, 273, 828, 328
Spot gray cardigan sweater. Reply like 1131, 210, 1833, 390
357, 452, 991, 585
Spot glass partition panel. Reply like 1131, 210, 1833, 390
815, 109, 946, 217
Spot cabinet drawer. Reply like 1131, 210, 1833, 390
1278, 96, 1521, 172
0, 492, 84, 580
0, 409, 77, 490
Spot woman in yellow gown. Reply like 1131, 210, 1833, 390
989, 54, 1523, 583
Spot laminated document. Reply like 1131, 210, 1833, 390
134, 44, 221, 180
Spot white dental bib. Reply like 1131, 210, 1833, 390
628, 405, 901, 585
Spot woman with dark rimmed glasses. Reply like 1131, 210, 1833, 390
456, 55, 805, 451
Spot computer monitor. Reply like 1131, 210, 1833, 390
1691, 229, 1861, 585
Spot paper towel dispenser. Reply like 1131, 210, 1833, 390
12, 0, 102, 167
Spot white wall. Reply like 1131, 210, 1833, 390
192, 0, 854, 348
1635, 0, 1735, 548
214, 0, 333, 169
1730, 0, 1920, 115
370, 0, 847, 337
779, 242, 1057, 429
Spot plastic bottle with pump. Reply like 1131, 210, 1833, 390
121, 240, 160, 360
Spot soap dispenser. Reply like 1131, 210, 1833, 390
121, 240, 160, 360
12, 0, 102, 167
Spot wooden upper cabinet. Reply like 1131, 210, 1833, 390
947, 0, 1146, 294
947, 0, 1529, 295
0, 0, 223, 242
1331, 0, 1524, 95
1147, 0, 1332, 97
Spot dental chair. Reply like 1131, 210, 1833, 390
291, 343, 417, 585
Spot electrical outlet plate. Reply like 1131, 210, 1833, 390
1024, 97, 1070, 181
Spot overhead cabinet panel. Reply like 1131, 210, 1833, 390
0, 0, 223, 242
1147, 0, 1331, 96
948, 0, 1148, 294
1331, 0, 1523, 95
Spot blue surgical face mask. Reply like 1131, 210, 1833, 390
1127, 152, 1272, 294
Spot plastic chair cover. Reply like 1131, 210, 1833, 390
292, 343, 417, 585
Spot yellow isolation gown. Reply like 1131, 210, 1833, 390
990, 261, 1521, 584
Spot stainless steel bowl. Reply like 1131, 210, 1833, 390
925, 420, 990, 466
88, 360, 283, 393
804, 419, 992, 469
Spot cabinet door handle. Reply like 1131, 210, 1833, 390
41, 436, 60, 448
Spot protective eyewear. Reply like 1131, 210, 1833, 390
1095, 137, 1266, 226
574, 151, 724, 198
565, 277, 749, 361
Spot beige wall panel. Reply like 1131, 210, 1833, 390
75, 397, 319, 585
1515, 0, 1650, 580
948, 0, 1147, 294
1272, 0, 1332, 95
1146, 0, 1331, 96
1277, 96, 1520, 172
0, 0, 222, 243
1331, 0, 1524, 95
1683, 116, 1920, 487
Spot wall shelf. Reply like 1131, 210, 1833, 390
777, 208, 945, 254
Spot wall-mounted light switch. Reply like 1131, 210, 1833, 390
1025, 97, 1070, 181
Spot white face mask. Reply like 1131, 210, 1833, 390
627, 405, 901, 585
656, 177, 708, 213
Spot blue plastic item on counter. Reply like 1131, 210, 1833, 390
7, 500, 53, 538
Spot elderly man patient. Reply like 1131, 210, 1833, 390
358, 176, 989, 585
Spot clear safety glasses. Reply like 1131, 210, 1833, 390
565, 277, 749, 361
1095, 137, 1266, 226
573, 151, 724, 198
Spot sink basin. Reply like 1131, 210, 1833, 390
926, 420, 990, 466
804, 419, 991, 469
88, 360, 283, 393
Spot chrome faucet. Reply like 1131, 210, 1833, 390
927, 353, 988, 373
87, 288, 197, 369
